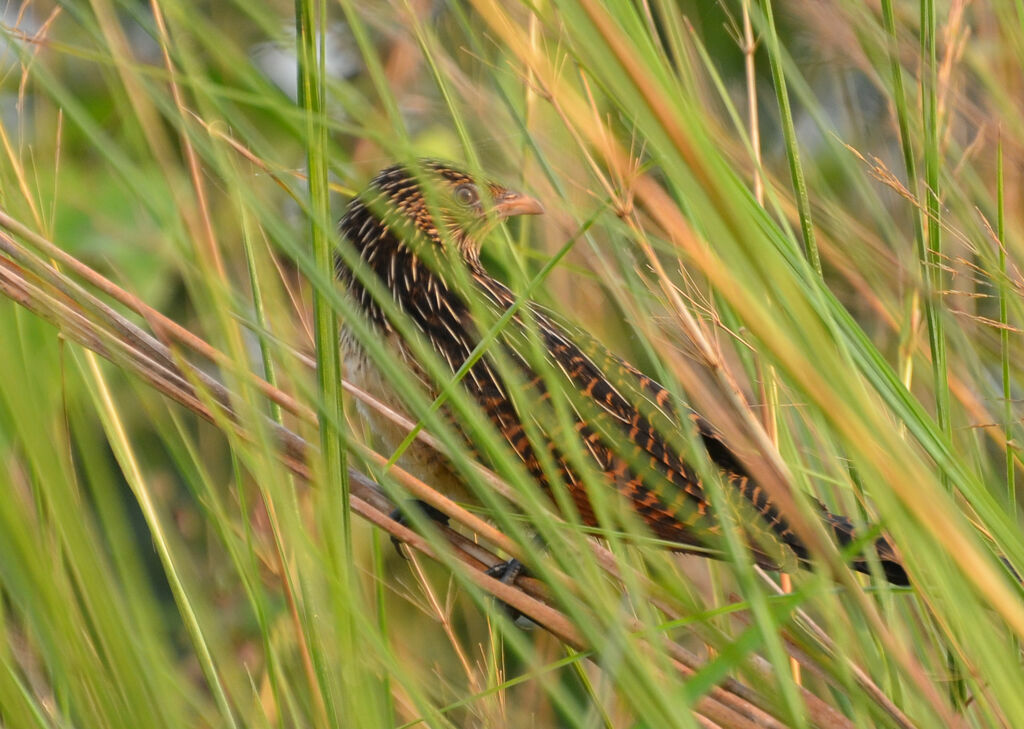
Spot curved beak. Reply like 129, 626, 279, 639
493, 190, 545, 219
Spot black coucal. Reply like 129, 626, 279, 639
336, 159, 909, 586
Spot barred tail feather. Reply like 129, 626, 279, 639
817, 512, 909, 586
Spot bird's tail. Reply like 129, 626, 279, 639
814, 511, 909, 585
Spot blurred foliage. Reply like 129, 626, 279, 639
0, 1, 1023, 728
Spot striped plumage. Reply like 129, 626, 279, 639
337, 160, 909, 586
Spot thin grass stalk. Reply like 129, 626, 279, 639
757, 0, 821, 277
919, 0, 963, 710
233, 266, 318, 682
996, 138, 1015, 511
742, 0, 798, 687
82, 349, 241, 729
226, 106, 327, 723
370, 530, 397, 729
293, 3, 352, 720
0, 661, 51, 729
149, 0, 226, 281
295, 0, 348, 531
919, 0, 952, 449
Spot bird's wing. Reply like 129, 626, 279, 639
464, 274, 794, 557
471, 275, 913, 579
407, 271, 905, 581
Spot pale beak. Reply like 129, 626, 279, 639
493, 191, 545, 218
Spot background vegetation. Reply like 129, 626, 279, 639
0, 0, 1022, 727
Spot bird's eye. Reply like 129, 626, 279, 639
453, 183, 479, 207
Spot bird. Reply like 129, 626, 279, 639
335, 159, 909, 586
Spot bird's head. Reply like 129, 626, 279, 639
337, 160, 543, 327
352, 160, 544, 259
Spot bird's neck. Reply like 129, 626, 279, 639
336, 199, 483, 332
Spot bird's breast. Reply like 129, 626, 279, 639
341, 326, 468, 501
